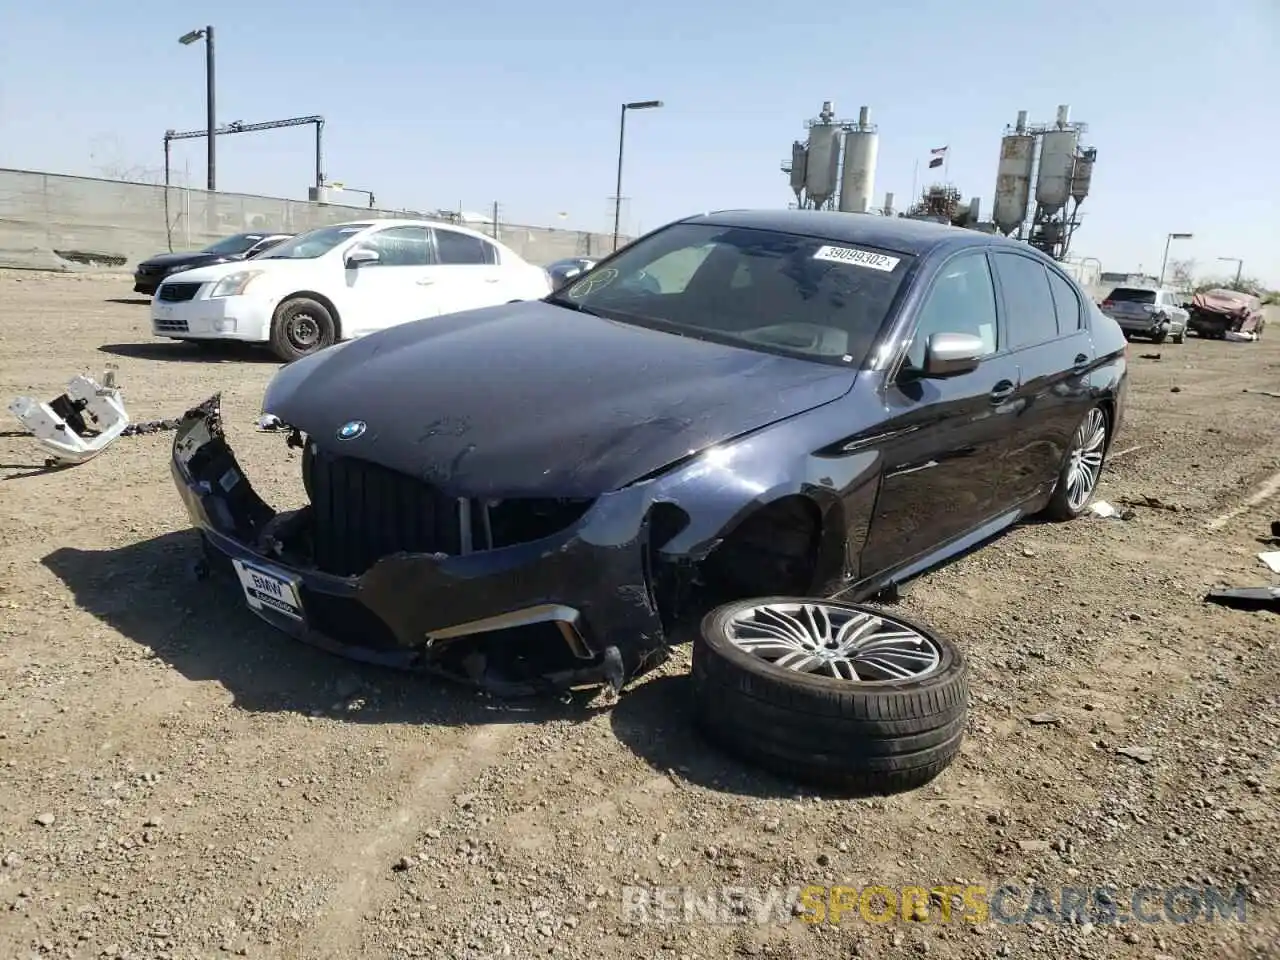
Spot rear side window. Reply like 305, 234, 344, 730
435, 228, 497, 265
1046, 269, 1083, 331
1105, 287, 1156, 304
993, 252, 1059, 350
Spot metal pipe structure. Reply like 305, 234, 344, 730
1217, 256, 1244, 287
178, 26, 216, 191
1158, 232, 1193, 286
163, 115, 326, 192
612, 99, 663, 251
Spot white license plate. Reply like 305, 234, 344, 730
232, 559, 305, 622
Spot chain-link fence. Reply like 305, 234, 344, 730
0, 168, 621, 270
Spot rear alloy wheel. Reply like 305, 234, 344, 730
269, 296, 336, 363
692, 598, 968, 794
1042, 405, 1109, 521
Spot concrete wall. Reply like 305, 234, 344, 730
0, 168, 621, 272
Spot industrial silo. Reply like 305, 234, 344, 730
788, 141, 808, 204
837, 106, 878, 214
1034, 105, 1080, 217
803, 101, 843, 209
993, 110, 1036, 236
1070, 147, 1096, 203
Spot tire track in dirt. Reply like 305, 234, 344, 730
268, 722, 518, 960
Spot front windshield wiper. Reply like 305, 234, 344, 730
545, 294, 606, 317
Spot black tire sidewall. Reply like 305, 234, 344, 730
271, 296, 335, 362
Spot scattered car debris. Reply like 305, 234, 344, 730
691, 598, 967, 793
1204, 586, 1280, 614
1139, 352, 1162, 360
8, 369, 130, 466
1116, 494, 1180, 512
7, 369, 185, 468
1086, 500, 1134, 520
1116, 745, 1156, 764
1027, 713, 1062, 726
1257, 551, 1280, 575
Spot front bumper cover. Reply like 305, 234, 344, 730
170, 395, 667, 696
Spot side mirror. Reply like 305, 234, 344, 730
548, 265, 583, 289
922, 331, 985, 377
345, 247, 379, 268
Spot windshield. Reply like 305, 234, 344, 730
553, 222, 912, 365
257, 223, 373, 260
202, 233, 266, 256
1105, 287, 1157, 304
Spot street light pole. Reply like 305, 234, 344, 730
1217, 257, 1244, 288
179, 26, 216, 191
612, 99, 663, 251
1158, 231, 1192, 286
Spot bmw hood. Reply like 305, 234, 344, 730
262, 301, 856, 498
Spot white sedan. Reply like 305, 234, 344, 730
149, 219, 553, 361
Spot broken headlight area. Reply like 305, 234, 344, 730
171, 395, 666, 697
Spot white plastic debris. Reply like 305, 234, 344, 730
1087, 500, 1121, 519
7, 369, 131, 466
1258, 551, 1280, 574
1225, 330, 1257, 342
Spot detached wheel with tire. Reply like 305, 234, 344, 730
692, 598, 968, 794
269, 296, 336, 362
1042, 404, 1109, 521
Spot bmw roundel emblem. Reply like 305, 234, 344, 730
337, 420, 366, 441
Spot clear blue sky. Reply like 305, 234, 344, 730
2, 0, 1276, 286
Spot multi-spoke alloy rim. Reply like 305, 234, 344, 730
1066, 408, 1107, 511
724, 602, 942, 684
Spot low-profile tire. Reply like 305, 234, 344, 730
269, 296, 336, 363
691, 597, 968, 794
1041, 404, 1109, 521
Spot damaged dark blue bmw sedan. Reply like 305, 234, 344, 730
171, 210, 1128, 696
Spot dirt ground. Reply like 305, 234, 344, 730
1, 269, 1277, 960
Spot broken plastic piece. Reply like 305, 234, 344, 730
7, 371, 130, 466
1087, 500, 1120, 519
1258, 551, 1280, 574
1204, 586, 1280, 613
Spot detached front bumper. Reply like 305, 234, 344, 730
169, 396, 666, 695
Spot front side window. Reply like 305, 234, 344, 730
553, 222, 913, 366
993, 252, 1060, 350
904, 251, 999, 371
434, 228, 496, 265
361, 225, 432, 266
257, 223, 373, 260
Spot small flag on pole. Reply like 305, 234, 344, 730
928, 145, 948, 169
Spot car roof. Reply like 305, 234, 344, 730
680, 208, 1031, 259
326, 217, 514, 248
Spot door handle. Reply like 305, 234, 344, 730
416, 278, 435, 286
989, 380, 1015, 404
1072, 353, 1089, 373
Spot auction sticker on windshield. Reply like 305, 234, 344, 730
812, 246, 901, 272
232, 558, 305, 622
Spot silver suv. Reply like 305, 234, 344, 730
1100, 286, 1189, 344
